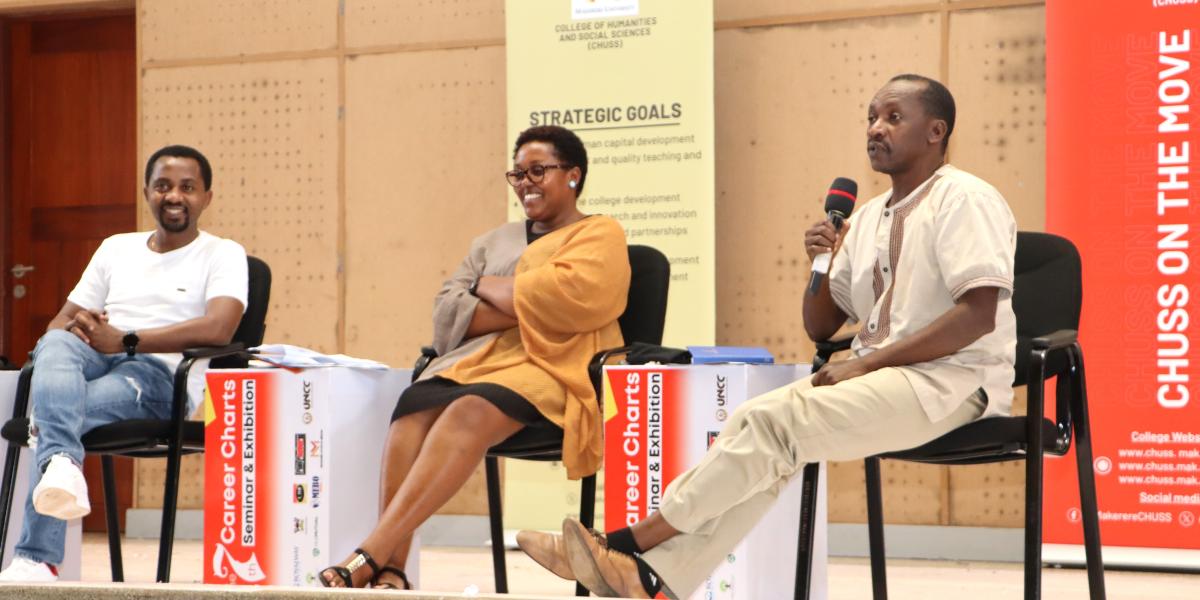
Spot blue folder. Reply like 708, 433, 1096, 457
686, 345, 775, 364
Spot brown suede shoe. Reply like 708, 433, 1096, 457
517, 527, 608, 581
562, 518, 650, 598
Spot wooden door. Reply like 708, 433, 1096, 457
4, 14, 137, 532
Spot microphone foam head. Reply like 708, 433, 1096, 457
825, 177, 857, 215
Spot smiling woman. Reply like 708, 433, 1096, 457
318, 125, 632, 591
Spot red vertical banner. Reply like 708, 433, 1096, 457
1046, 3, 1200, 555
604, 367, 689, 531
204, 371, 277, 584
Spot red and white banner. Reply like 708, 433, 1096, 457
1046, 2, 1200, 566
203, 368, 414, 586
603, 364, 825, 599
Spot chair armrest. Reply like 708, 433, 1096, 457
171, 343, 247, 425
813, 334, 855, 373
182, 342, 246, 360
9, 361, 34, 420
588, 345, 637, 411
412, 346, 438, 383
1025, 332, 1083, 454
1031, 329, 1078, 351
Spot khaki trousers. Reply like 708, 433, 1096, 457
642, 367, 986, 599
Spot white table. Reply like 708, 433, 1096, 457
201, 367, 416, 586
603, 363, 827, 600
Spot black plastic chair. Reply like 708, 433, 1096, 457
0, 255, 271, 582
793, 232, 1105, 600
411, 244, 670, 596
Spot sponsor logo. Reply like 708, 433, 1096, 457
301, 380, 314, 424
311, 475, 322, 508
294, 434, 307, 475
715, 375, 727, 421
293, 517, 306, 533
309, 439, 322, 459
212, 543, 266, 582
706, 431, 720, 449
294, 483, 307, 504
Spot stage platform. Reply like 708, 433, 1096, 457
0, 534, 1196, 599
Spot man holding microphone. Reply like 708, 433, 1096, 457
520, 74, 1018, 599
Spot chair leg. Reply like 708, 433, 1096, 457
485, 456, 508, 593
156, 445, 184, 582
864, 457, 887, 600
576, 474, 596, 597
1069, 348, 1106, 600
793, 462, 821, 600
0, 443, 22, 567
1024, 439, 1045, 600
101, 456, 124, 582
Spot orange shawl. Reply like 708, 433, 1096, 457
439, 216, 630, 478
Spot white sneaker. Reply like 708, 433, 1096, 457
0, 556, 58, 582
32, 454, 90, 520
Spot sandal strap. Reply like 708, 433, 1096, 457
348, 547, 382, 580
376, 565, 411, 590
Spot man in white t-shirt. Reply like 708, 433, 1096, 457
0, 145, 248, 583
518, 75, 1018, 598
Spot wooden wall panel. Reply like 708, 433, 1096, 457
135, 455, 203, 508
140, 59, 341, 353
828, 461, 948, 524
714, 14, 939, 364
140, 0, 337, 62
716, 0, 932, 24
344, 0, 503, 48
947, 4, 1046, 231
343, 46, 507, 369
343, 47, 506, 516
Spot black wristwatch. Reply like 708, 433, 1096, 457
122, 330, 140, 357
468, 276, 481, 297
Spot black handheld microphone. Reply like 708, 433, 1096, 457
807, 177, 858, 295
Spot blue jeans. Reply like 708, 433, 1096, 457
15, 329, 174, 565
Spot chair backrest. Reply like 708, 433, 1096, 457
212, 256, 272, 368
1011, 232, 1082, 386
619, 245, 670, 346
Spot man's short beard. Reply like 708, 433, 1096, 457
160, 211, 189, 233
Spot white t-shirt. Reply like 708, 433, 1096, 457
68, 231, 248, 413
829, 164, 1017, 421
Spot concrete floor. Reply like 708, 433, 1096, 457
67, 534, 1200, 599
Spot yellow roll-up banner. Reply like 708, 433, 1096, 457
506, 0, 714, 348
503, 0, 714, 532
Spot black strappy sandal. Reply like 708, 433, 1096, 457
372, 565, 412, 590
319, 547, 380, 588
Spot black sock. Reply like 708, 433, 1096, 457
634, 556, 663, 597
605, 527, 643, 555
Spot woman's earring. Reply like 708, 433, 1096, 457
568, 180, 577, 189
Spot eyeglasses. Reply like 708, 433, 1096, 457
505, 163, 570, 186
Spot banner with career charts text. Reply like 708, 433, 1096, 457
1046, 2, 1200, 568
203, 371, 329, 586
506, 0, 714, 347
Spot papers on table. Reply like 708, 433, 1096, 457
249, 344, 390, 370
